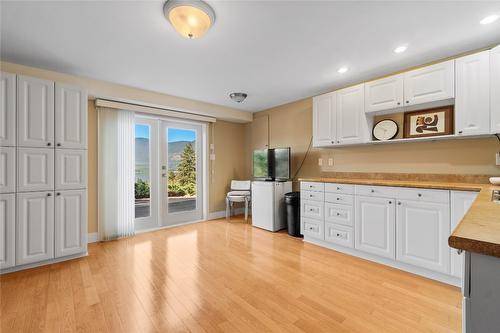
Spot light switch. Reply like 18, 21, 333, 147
210, 154, 216, 160
210, 143, 215, 150
496, 152, 500, 166
328, 158, 334, 166
318, 158, 323, 166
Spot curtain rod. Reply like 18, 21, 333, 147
95, 99, 217, 123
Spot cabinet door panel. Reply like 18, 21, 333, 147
55, 190, 87, 257
0, 193, 15, 269
325, 223, 353, 248
0, 72, 16, 146
455, 51, 490, 136
491, 45, 500, 134
17, 76, 54, 147
355, 196, 396, 259
55, 149, 87, 190
404, 60, 454, 106
16, 191, 54, 265
301, 200, 324, 221
396, 200, 450, 273
325, 203, 354, 227
365, 74, 404, 112
55, 83, 88, 149
313, 93, 336, 146
302, 217, 324, 240
336, 84, 368, 144
450, 191, 478, 278
17, 148, 54, 192
0, 147, 15, 193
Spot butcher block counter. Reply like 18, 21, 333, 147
298, 177, 500, 258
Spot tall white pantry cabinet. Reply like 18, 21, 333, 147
0, 72, 88, 271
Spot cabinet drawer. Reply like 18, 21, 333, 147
397, 188, 449, 204
301, 182, 324, 192
301, 190, 324, 202
301, 200, 324, 221
355, 185, 398, 198
325, 203, 354, 226
302, 218, 324, 240
325, 223, 353, 248
324, 193, 354, 206
324, 183, 354, 194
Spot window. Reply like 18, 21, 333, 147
135, 124, 151, 218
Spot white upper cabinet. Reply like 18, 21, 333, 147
0, 72, 16, 146
491, 45, 500, 134
55, 83, 88, 149
0, 193, 15, 269
17, 148, 54, 192
0, 147, 16, 193
455, 51, 491, 136
404, 60, 454, 107
55, 189, 87, 258
16, 191, 54, 265
17, 75, 55, 148
396, 200, 450, 274
312, 92, 336, 147
55, 149, 87, 190
365, 74, 404, 112
450, 191, 478, 278
355, 196, 396, 259
336, 83, 368, 145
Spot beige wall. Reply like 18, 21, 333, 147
208, 121, 249, 212
250, 98, 500, 188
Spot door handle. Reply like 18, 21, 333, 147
162, 173, 167, 178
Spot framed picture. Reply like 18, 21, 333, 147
403, 106, 454, 138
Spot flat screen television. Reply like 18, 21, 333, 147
252, 148, 291, 181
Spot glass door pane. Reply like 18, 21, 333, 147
135, 124, 151, 218
161, 121, 202, 225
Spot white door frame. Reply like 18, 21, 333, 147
134, 113, 208, 232
160, 120, 203, 226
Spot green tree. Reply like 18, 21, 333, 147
135, 179, 150, 199
176, 143, 196, 196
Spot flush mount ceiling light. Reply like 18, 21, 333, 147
163, 0, 216, 39
480, 14, 499, 25
337, 67, 348, 74
394, 45, 408, 54
229, 92, 247, 103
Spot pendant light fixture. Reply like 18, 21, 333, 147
163, 0, 216, 39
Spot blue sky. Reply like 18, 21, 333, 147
135, 124, 195, 142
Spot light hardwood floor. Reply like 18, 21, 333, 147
1, 216, 461, 332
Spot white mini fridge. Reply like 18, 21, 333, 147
251, 181, 292, 232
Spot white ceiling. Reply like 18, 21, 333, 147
1, 1, 500, 112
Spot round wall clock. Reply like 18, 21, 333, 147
373, 119, 399, 141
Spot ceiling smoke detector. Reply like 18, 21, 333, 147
229, 92, 247, 103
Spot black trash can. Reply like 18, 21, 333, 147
284, 192, 302, 237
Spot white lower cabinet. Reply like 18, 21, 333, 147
16, 191, 54, 265
302, 217, 324, 240
396, 200, 450, 274
301, 199, 324, 221
325, 202, 353, 226
0, 193, 15, 269
325, 223, 353, 248
451, 191, 478, 278
55, 190, 87, 258
355, 196, 396, 259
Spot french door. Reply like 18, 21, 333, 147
134, 115, 204, 230
161, 121, 203, 225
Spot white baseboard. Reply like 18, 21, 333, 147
304, 236, 461, 287
208, 208, 248, 220
88, 232, 98, 243
1, 252, 88, 274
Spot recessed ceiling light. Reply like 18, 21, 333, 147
394, 45, 408, 54
480, 14, 499, 25
163, 0, 216, 39
337, 67, 348, 74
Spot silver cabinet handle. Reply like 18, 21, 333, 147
57, 143, 61, 147
56, 192, 61, 196
418, 193, 422, 197
389, 201, 392, 204
371, 189, 375, 193
47, 142, 51, 146
336, 197, 340, 201
397, 201, 402, 205
47, 193, 51, 197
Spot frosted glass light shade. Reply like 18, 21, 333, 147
164, 0, 216, 39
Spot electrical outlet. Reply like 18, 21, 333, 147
318, 158, 323, 166
328, 158, 334, 166
210, 154, 216, 160
210, 143, 215, 150
496, 152, 500, 166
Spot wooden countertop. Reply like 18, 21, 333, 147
299, 177, 500, 258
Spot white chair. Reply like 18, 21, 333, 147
226, 180, 251, 221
